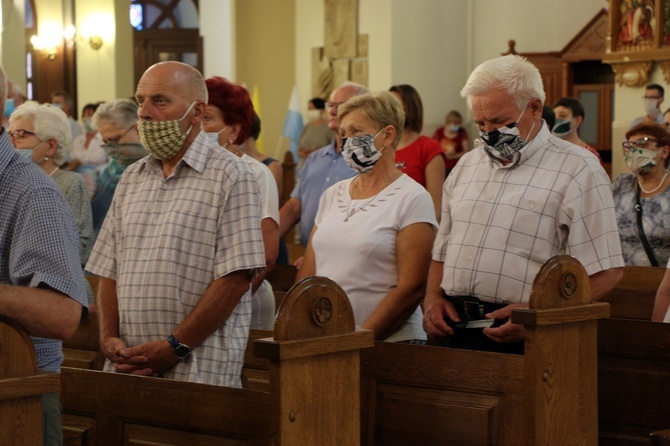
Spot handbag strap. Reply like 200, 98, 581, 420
635, 188, 660, 266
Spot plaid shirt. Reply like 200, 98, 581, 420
0, 129, 88, 371
87, 133, 265, 387
433, 124, 624, 304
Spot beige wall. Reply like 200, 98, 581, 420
1, 0, 26, 87
75, 0, 135, 109
235, 0, 296, 160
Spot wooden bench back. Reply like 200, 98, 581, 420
61, 276, 374, 446
600, 266, 665, 320
0, 317, 60, 445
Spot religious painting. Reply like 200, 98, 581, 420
617, 0, 655, 50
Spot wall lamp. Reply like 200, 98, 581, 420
30, 25, 76, 60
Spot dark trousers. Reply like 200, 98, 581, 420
439, 294, 524, 355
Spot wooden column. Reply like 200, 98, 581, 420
255, 276, 375, 446
0, 317, 60, 445
512, 256, 610, 446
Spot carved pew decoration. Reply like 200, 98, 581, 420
256, 276, 375, 446
61, 276, 373, 445
0, 316, 60, 445
513, 255, 610, 445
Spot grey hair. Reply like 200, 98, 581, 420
92, 98, 138, 131
460, 54, 546, 111
336, 81, 369, 98
9, 101, 72, 166
338, 91, 405, 148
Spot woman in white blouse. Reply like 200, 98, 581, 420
296, 91, 437, 342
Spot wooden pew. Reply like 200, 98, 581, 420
595, 266, 670, 445
60, 276, 374, 446
62, 256, 608, 445
360, 255, 608, 446
0, 316, 60, 445
600, 265, 665, 320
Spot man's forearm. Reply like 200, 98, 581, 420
0, 284, 82, 339
173, 270, 252, 349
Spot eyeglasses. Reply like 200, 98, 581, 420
102, 126, 134, 146
622, 136, 658, 151
643, 96, 662, 100
326, 101, 345, 110
8, 129, 37, 141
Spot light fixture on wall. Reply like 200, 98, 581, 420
30, 34, 60, 60
89, 35, 103, 50
30, 25, 77, 60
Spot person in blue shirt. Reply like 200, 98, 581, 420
278, 82, 368, 256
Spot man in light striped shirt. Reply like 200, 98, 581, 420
87, 62, 265, 387
422, 55, 624, 353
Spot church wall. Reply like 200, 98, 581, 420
235, 0, 296, 160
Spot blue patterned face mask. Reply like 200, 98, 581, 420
479, 103, 533, 162
342, 128, 385, 174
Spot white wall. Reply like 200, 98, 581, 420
471, 0, 608, 66
75, 0, 133, 107
389, 0, 469, 136
200, 0, 234, 80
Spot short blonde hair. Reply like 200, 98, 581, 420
338, 91, 405, 148
9, 101, 72, 166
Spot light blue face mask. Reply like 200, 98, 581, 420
15, 148, 33, 161
204, 126, 228, 146
3, 99, 15, 119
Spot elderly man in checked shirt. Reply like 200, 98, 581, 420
86, 61, 265, 388
422, 55, 624, 353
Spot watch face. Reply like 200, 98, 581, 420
175, 344, 191, 359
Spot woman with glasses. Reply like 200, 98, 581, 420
8, 101, 94, 300
90, 99, 148, 239
613, 121, 670, 266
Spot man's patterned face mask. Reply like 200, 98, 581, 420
137, 101, 196, 161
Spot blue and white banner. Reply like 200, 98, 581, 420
282, 84, 304, 158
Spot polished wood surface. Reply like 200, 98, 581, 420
61, 257, 621, 445
0, 316, 60, 445
600, 265, 665, 320
61, 276, 374, 446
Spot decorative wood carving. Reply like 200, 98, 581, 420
610, 60, 652, 86
603, 0, 670, 83
657, 59, 670, 83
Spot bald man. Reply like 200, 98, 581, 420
86, 62, 265, 387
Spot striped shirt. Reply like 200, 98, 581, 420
433, 124, 624, 304
87, 133, 265, 387
0, 130, 88, 371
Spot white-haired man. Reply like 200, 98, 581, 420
422, 55, 624, 353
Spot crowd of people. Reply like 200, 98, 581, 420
5, 53, 670, 445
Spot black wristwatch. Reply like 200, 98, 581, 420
167, 334, 191, 360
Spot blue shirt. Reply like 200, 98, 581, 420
290, 141, 355, 245
0, 129, 88, 371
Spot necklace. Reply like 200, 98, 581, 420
638, 170, 669, 194
48, 166, 59, 177
343, 171, 401, 222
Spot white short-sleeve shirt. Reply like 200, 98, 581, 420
313, 174, 437, 342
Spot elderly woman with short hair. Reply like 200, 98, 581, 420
8, 101, 94, 299
296, 91, 437, 342
91, 99, 148, 238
